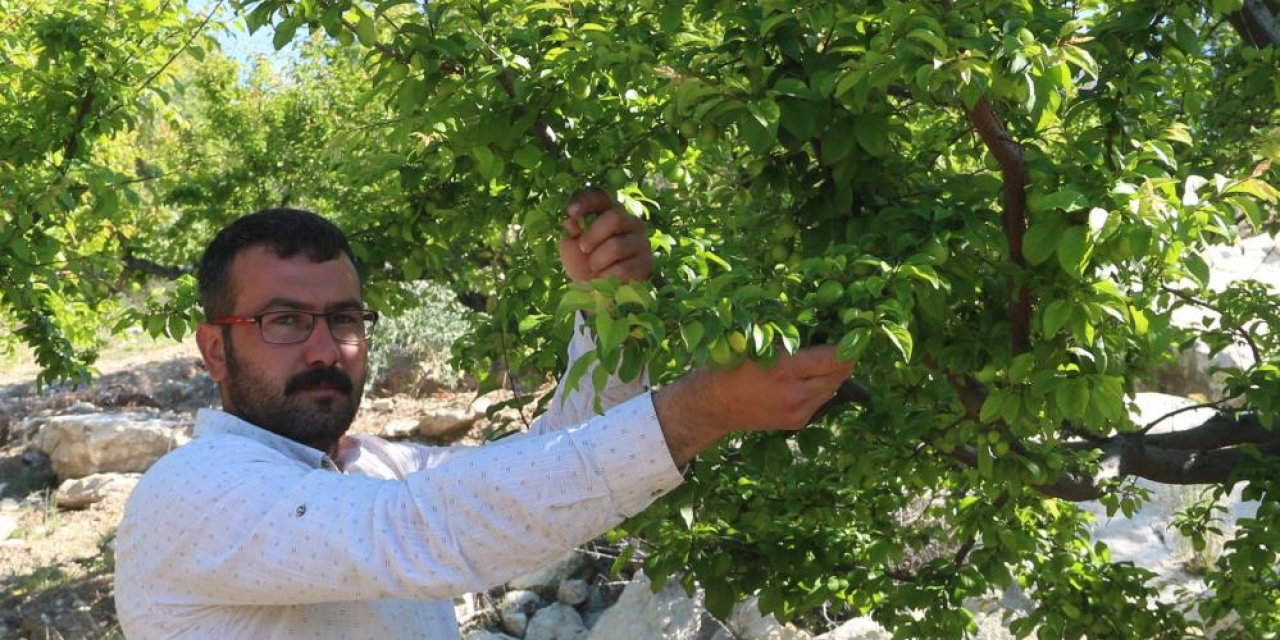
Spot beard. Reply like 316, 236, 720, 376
222, 336, 363, 454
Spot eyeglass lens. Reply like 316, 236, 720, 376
260, 311, 373, 344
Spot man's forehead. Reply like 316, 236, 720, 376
228, 245, 362, 311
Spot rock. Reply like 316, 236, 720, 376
463, 631, 520, 640
588, 571, 705, 640
711, 596, 811, 640
0, 498, 18, 512
19, 416, 46, 443
508, 550, 588, 595
501, 611, 528, 637
500, 589, 540, 637
418, 406, 480, 442
557, 578, 589, 607
66, 401, 98, 414
371, 398, 395, 412
379, 418, 420, 439
0, 513, 17, 540
55, 473, 141, 509
34, 411, 189, 479
813, 618, 892, 640
524, 602, 587, 640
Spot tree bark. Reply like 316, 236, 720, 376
1228, 0, 1280, 50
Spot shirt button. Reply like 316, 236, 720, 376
294, 505, 307, 517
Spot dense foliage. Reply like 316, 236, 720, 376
5, 0, 1280, 636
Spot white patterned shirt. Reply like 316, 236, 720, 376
115, 326, 682, 639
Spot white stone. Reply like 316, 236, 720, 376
0, 513, 18, 540
711, 595, 811, 640
509, 550, 587, 594
55, 472, 141, 509
499, 589, 540, 636
463, 631, 520, 640
813, 617, 892, 640
370, 397, 394, 412
588, 571, 704, 640
379, 418, 420, 439
525, 602, 587, 640
557, 578, 590, 606
418, 406, 480, 440
34, 411, 189, 479
500, 610, 528, 637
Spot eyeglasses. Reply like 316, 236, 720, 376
209, 309, 379, 345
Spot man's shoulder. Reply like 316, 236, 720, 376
132, 430, 312, 500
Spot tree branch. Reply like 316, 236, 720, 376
944, 413, 1280, 502
968, 98, 1031, 355
1227, 0, 1280, 50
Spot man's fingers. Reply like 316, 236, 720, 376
587, 233, 648, 273
566, 188, 612, 220
578, 207, 642, 254
562, 217, 583, 239
596, 255, 653, 283
778, 344, 855, 379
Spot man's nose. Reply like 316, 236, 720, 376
299, 316, 342, 368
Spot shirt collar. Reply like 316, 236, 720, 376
194, 408, 338, 471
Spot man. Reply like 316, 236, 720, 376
115, 190, 853, 638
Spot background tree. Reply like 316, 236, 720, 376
0, 0, 221, 385
3, 0, 1279, 636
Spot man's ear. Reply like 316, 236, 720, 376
197, 323, 228, 383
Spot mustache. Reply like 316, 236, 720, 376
285, 367, 354, 396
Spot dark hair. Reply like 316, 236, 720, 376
197, 208, 359, 319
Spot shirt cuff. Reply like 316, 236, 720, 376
576, 392, 684, 517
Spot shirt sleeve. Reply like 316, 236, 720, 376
119, 393, 683, 607
530, 312, 650, 435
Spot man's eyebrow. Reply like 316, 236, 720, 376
255, 298, 364, 313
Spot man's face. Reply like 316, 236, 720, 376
197, 246, 367, 454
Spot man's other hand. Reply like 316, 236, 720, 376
560, 188, 652, 284
652, 345, 855, 467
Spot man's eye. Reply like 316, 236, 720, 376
267, 312, 305, 326
331, 312, 360, 326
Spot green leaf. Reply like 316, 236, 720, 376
1055, 378, 1090, 418
558, 286, 596, 314
854, 114, 890, 157
1225, 178, 1280, 202
356, 14, 377, 46
273, 18, 299, 50
980, 392, 1004, 423
1022, 219, 1061, 265
704, 579, 734, 619
615, 284, 652, 310
518, 314, 549, 333
879, 322, 913, 360
1042, 299, 1072, 336
906, 28, 949, 55
1030, 189, 1087, 212
1055, 226, 1092, 279
682, 320, 705, 350
836, 328, 871, 362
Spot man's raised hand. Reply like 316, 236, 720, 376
560, 188, 652, 284
652, 345, 856, 468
